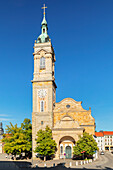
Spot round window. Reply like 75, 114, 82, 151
66, 104, 70, 108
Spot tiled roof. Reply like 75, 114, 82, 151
103, 131, 113, 135
95, 132, 104, 137
95, 131, 113, 137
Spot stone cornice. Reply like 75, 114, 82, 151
52, 128, 85, 131
32, 112, 52, 116
34, 55, 52, 59
34, 42, 52, 48
31, 80, 57, 88
53, 110, 91, 113
80, 125, 94, 127
33, 51, 53, 56
33, 71, 53, 75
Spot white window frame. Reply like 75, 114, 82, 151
40, 100, 44, 112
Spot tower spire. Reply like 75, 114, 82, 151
37, 4, 49, 43
41, 4, 47, 26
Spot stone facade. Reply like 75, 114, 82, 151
32, 11, 95, 160
52, 98, 95, 159
32, 40, 57, 159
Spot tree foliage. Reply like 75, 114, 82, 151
34, 126, 57, 161
21, 118, 32, 157
73, 132, 98, 157
2, 118, 32, 158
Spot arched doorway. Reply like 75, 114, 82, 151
59, 136, 75, 159
65, 146, 71, 159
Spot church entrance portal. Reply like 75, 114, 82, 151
65, 146, 71, 159
59, 136, 75, 159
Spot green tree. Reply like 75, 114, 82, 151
2, 123, 26, 159
73, 132, 98, 158
2, 118, 32, 159
34, 126, 57, 161
21, 118, 32, 158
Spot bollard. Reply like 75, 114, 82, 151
84, 160, 85, 164
90, 159, 92, 162
36, 164, 38, 168
44, 163, 47, 167
81, 161, 82, 165
53, 163, 55, 167
70, 162, 72, 167
63, 163, 65, 167
76, 161, 78, 166
87, 160, 88, 164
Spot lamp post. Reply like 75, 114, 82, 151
81, 151, 85, 160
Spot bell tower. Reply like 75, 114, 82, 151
32, 4, 57, 159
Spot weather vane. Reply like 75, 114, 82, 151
42, 4, 47, 15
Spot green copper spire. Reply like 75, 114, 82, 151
41, 14, 47, 25
37, 4, 49, 43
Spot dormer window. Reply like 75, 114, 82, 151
40, 57, 45, 69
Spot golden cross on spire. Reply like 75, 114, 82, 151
42, 4, 47, 15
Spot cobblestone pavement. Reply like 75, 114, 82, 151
0, 152, 113, 169
32, 158, 87, 168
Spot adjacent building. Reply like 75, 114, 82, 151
95, 131, 113, 152
0, 122, 4, 153
32, 5, 95, 160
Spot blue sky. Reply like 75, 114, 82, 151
0, 0, 113, 131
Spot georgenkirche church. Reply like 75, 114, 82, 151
32, 5, 95, 160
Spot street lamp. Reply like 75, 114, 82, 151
81, 151, 85, 160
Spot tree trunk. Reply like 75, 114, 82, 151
44, 156, 46, 162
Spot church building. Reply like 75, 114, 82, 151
32, 5, 95, 160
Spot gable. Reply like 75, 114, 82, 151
54, 114, 80, 129
35, 49, 52, 55
53, 98, 95, 128
54, 98, 88, 112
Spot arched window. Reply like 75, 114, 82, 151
43, 29, 45, 33
40, 57, 45, 69
40, 100, 44, 112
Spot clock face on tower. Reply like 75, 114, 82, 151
38, 89, 47, 98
